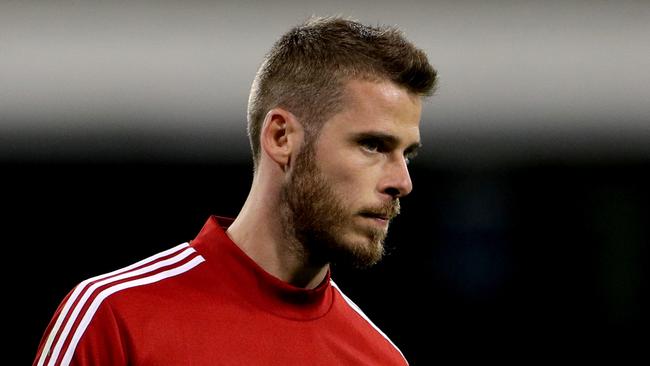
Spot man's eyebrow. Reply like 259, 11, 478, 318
352, 132, 422, 154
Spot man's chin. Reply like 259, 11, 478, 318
333, 233, 385, 269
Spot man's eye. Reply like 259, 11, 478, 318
360, 140, 381, 153
404, 151, 418, 165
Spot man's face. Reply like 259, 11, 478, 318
281, 79, 422, 268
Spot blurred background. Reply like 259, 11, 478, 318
3, 0, 647, 363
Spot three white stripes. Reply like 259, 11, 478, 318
36, 244, 405, 365
36, 243, 205, 366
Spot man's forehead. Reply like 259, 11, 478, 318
343, 78, 421, 104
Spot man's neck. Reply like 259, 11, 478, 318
226, 185, 329, 290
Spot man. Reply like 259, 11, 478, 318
34, 16, 437, 365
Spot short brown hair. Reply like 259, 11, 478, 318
247, 16, 438, 168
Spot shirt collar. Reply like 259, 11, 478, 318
190, 215, 333, 320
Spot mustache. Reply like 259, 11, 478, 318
358, 199, 401, 220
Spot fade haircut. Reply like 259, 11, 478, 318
247, 16, 438, 168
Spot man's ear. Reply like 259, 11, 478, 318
260, 108, 303, 170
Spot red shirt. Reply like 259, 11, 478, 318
34, 216, 409, 365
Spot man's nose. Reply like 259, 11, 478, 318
379, 155, 413, 199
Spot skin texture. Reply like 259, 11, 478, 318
227, 79, 422, 289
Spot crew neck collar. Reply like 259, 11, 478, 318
190, 216, 333, 320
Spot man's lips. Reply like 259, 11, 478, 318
359, 211, 395, 221
360, 213, 389, 220
358, 201, 400, 222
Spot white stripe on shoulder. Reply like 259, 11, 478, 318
330, 280, 408, 365
36, 242, 192, 366
47, 245, 199, 366
59, 255, 205, 366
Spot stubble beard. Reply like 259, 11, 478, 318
279, 143, 397, 269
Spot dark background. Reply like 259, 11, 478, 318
7, 157, 647, 364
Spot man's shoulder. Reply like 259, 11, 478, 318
34, 242, 209, 366
329, 280, 409, 364
330, 280, 376, 324
72, 242, 205, 308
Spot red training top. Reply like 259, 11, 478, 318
34, 216, 409, 365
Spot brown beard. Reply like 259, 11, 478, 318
279, 142, 399, 269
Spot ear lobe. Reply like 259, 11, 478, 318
260, 108, 301, 169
